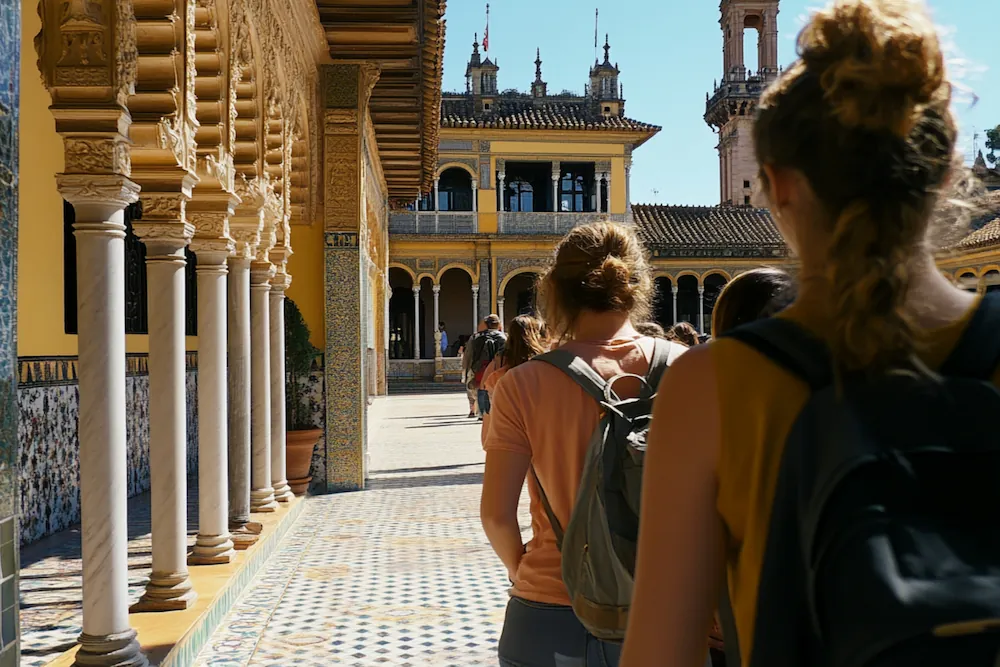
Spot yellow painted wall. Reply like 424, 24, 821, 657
18, 7, 74, 358
489, 140, 624, 156
286, 221, 325, 349
611, 157, 626, 214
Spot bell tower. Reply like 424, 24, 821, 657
705, 0, 780, 206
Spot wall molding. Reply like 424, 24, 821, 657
18, 353, 199, 387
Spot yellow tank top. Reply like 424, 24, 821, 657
711, 296, 999, 665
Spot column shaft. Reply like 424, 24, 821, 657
412, 286, 421, 360
270, 288, 292, 502
471, 286, 480, 332
227, 257, 258, 548
191, 256, 235, 564
698, 286, 706, 334
432, 286, 441, 360
67, 180, 148, 666
250, 269, 278, 512
133, 238, 195, 611
498, 298, 505, 327
671, 286, 679, 325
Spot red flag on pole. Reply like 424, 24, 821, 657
483, 3, 490, 52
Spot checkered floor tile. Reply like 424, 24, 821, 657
195, 393, 530, 666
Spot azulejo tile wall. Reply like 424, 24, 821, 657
17, 356, 199, 545
0, 1, 21, 660
302, 358, 326, 493
324, 232, 366, 492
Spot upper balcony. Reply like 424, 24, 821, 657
704, 68, 779, 129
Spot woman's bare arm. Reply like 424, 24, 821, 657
481, 449, 530, 579
621, 344, 727, 667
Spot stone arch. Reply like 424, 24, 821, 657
956, 268, 979, 292
673, 269, 702, 285
416, 272, 436, 285
192, 0, 230, 183
231, 12, 263, 182
437, 162, 478, 179
435, 262, 477, 285
389, 263, 417, 282
499, 266, 547, 295
701, 269, 733, 283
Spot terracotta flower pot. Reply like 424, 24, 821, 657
286, 428, 322, 495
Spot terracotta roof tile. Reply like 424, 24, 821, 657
951, 191, 1000, 251
440, 95, 659, 133
632, 204, 785, 251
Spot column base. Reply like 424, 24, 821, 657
228, 522, 261, 550
189, 534, 236, 565
130, 572, 197, 612
73, 629, 148, 667
250, 488, 278, 512
273, 481, 293, 503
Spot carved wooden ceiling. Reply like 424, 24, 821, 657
317, 0, 446, 203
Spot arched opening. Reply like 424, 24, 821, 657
506, 178, 535, 212
653, 277, 674, 328
743, 14, 761, 76
388, 268, 415, 359
438, 168, 474, 212
957, 271, 979, 292
502, 272, 539, 330
985, 270, 1000, 294
702, 273, 729, 336
438, 268, 475, 356
418, 276, 434, 359
676, 275, 700, 329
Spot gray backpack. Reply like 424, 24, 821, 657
530, 338, 683, 641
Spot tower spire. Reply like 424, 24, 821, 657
532, 47, 547, 98
603, 34, 611, 64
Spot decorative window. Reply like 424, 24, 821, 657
64, 201, 197, 336
743, 180, 751, 188
506, 179, 534, 212
559, 164, 596, 213
437, 168, 474, 212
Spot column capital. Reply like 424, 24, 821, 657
432, 285, 441, 294
56, 173, 141, 223
133, 216, 195, 257
698, 285, 706, 295
497, 297, 505, 305
671, 285, 679, 295
231, 176, 268, 258
412, 285, 421, 295
250, 262, 276, 287
471, 284, 480, 294
472, 179, 479, 189
270, 272, 291, 294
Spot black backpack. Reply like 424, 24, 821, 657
725, 293, 1000, 667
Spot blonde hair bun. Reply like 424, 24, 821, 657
799, 0, 948, 137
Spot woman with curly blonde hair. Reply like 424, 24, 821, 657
622, 1, 998, 665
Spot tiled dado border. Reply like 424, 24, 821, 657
160, 497, 308, 667
18, 353, 200, 387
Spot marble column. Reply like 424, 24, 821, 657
60, 175, 148, 666
498, 297, 505, 327
471, 284, 480, 331
270, 278, 293, 503
432, 285, 441, 356
227, 252, 258, 548
132, 219, 196, 612
471, 179, 479, 232
433, 176, 440, 211
412, 285, 421, 360
551, 161, 561, 213
671, 285, 679, 325
604, 171, 612, 214
250, 263, 278, 512
190, 247, 236, 565
698, 285, 706, 334
597, 173, 604, 214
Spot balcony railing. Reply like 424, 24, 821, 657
388, 211, 629, 236
500, 212, 627, 235
389, 211, 477, 235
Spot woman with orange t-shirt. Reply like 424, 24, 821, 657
481, 221, 687, 667
480, 315, 547, 445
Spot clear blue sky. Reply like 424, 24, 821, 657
441, 1, 997, 206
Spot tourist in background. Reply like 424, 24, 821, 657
439, 321, 449, 356
622, 1, 995, 665
634, 321, 666, 338
481, 221, 684, 667
468, 314, 506, 421
480, 315, 548, 445
462, 321, 487, 418
667, 321, 700, 347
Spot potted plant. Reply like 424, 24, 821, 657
285, 298, 322, 495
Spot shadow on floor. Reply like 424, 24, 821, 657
367, 471, 485, 490
369, 462, 484, 475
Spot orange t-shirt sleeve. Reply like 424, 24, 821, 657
483, 372, 531, 455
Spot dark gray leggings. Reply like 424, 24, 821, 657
497, 597, 621, 667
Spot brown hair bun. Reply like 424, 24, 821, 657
799, 0, 948, 138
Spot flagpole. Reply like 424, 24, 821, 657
486, 3, 490, 53
595, 8, 599, 64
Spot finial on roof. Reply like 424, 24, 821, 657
603, 34, 611, 64
534, 48, 543, 83
473, 33, 479, 52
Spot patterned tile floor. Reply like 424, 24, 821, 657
19, 481, 201, 666
194, 392, 531, 667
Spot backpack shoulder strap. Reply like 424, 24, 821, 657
533, 349, 608, 404
529, 465, 564, 550
939, 292, 1000, 380
645, 338, 684, 392
723, 318, 833, 391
